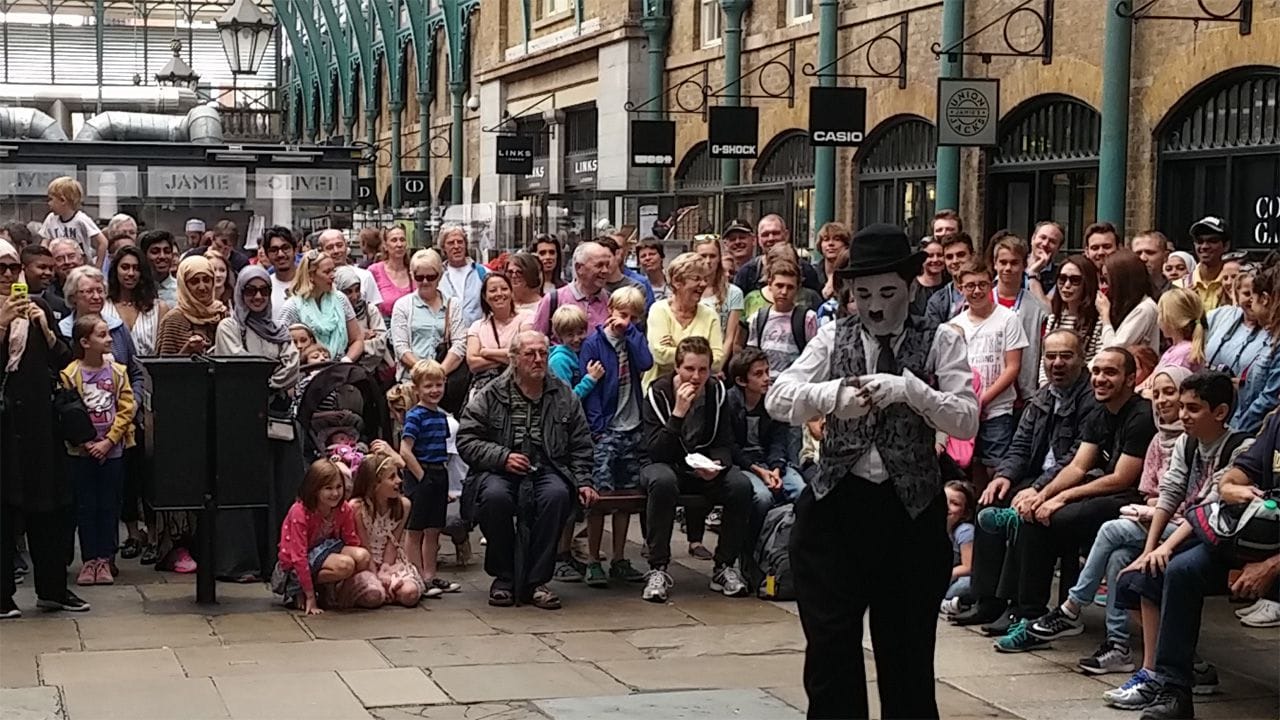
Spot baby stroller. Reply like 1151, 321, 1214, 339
296, 361, 392, 461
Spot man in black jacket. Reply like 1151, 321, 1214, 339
639, 336, 754, 604
952, 329, 1098, 628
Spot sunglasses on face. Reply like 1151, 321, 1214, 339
1057, 274, 1083, 287
0, 262, 20, 274
414, 273, 439, 283
243, 285, 271, 298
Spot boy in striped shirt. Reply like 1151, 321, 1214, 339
400, 360, 462, 598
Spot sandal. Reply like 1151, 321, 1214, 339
488, 587, 514, 607
120, 538, 142, 560
529, 585, 561, 611
688, 543, 714, 561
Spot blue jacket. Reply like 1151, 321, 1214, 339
1232, 341, 1280, 435
725, 385, 789, 471
548, 343, 597, 399
579, 324, 653, 434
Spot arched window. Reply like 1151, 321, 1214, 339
754, 130, 812, 184
437, 176, 452, 206
1157, 66, 1280, 250
855, 115, 937, 240
675, 142, 717, 190
986, 95, 1100, 248
726, 130, 813, 248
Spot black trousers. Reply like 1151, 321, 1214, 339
791, 478, 951, 720
1, 503, 71, 605
640, 463, 753, 569
970, 477, 1036, 606
476, 471, 572, 594
1013, 490, 1140, 618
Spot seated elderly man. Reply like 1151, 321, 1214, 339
457, 330, 598, 610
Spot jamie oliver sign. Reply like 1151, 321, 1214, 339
255, 169, 352, 200
147, 166, 247, 198
0, 164, 78, 196
808, 87, 866, 147
708, 106, 759, 159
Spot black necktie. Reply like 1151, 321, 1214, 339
876, 335, 899, 374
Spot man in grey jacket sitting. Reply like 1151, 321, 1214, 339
457, 330, 599, 610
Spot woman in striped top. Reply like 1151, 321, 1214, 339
1039, 255, 1103, 387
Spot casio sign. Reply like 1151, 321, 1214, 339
811, 131, 863, 143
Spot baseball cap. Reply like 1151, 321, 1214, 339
722, 219, 753, 237
185, 218, 206, 233
1189, 216, 1226, 238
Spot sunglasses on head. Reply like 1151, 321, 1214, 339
414, 273, 439, 283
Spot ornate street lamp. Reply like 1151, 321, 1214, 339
217, 0, 276, 76
155, 39, 201, 88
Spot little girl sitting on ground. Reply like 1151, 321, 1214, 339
350, 447, 426, 607
272, 459, 377, 614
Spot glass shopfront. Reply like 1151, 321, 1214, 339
1157, 67, 1280, 252
855, 115, 938, 241
985, 95, 1100, 249
724, 129, 816, 251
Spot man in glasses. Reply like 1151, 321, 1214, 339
457, 330, 597, 610
262, 227, 299, 324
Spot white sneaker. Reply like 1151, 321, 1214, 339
642, 570, 673, 603
940, 597, 964, 616
1103, 668, 1158, 709
1234, 599, 1264, 618
710, 565, 748, 597
1240, 599, 1280, 628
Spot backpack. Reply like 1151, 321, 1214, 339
751, 307, 809, 354
1182, 430, 1250, 471
752, 504, 797, 600
1186, 489, 1280, 563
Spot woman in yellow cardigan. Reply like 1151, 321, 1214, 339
643, 252, 723, 389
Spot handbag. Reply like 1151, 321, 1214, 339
1186, 489, 1280, 563
433, 299, 472, 415
53, 385, 96, 446
266, 390, 295, 442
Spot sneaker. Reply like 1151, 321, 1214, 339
0, 603, 21, 620
426, 577, 461, 594
1192, 661, 1219, 695
170, 548, 197, 574
553, 557, 586, 583
76, 560, 98, 586
1104, 668, 1158, 709
981, 611, 1018, 637
951, 601, 1006, 627
939, 597, 966, 616
1094, 583, 1108, 607
1029, 606, 1084, 640
705, 508, 722, 532
977, 506, 1020, 536
1139, 684, 1194, 720
1240, 598, 1280, 628
710, 565, 748, 597
992, 619, 1048, 653
13, 552, 28, 575
139, 544, 159, 566
423, 586, 445, 599
36, 591, 91, 613
609, 558, 645, 583
1234, 599, 1265, 618
642, 569, 674, 603
119, 537, 142, 560
94, 559, 115, 585
1077, 639, 1135, 675
584, 562, 608, 588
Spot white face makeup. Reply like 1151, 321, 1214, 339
851, 271, 910, 337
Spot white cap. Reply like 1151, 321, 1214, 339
185, 218, 206, 233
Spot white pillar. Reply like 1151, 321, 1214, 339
595, 39, 648, 192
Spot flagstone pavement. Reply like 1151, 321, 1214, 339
1, 533, 1276, 720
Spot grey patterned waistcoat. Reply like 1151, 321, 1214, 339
817, 315, 942, 518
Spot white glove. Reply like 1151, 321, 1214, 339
832, 385, 871, 419
857, 373, 908, 408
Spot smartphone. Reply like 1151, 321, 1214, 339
9, 282, 27, 300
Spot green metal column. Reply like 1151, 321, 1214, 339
441, 0, 475, 206
719, 0, 750, 187
813, 0, 837, 228
641, 1, 670, 191
450, 84, 465, 204
935, 0, 964, 212
1097, 0, 1132, 233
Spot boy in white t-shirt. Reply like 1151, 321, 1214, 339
42, 176, 108, 270
745, 258, 818, 378
949, 260, 1028, 484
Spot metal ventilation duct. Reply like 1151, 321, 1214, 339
0, 85, 200, 113
0, 107, 70, 140
73, 105, 224, 143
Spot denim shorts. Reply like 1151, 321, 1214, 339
592, 426, 644, 494
976, 414, 1015, 468
270, 537, 345, 604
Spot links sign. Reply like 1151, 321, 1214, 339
937, 78, 999, 147
496, 135, 535, 175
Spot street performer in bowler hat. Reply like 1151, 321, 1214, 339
767, 223, 979, 719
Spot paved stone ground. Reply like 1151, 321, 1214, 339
1, 531, 1276, 720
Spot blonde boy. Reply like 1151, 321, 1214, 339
548, 304, 604, 397
399, 359, 461, 598
43, 177, 108, 270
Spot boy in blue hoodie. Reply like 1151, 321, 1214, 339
548, 304, 603, 398
578, 286, 654, 586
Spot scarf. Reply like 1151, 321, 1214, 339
1152, 365, 1193, 457
176, 256, 228, 327
235, 265, 290, 345
297, 290, 349, 358
334, 266, 367, 319
1169, 251, 1197, 288
1, 239, 27, 373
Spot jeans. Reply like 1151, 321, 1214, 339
641, 463, 753, 570
71, 455, 125, 561
945, 575, 972, 601
1152, 543, 1229, 690
1066, 517, 1174, 645
475, 471, 573, 594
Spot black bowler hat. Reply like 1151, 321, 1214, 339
836, 223, 925, 279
